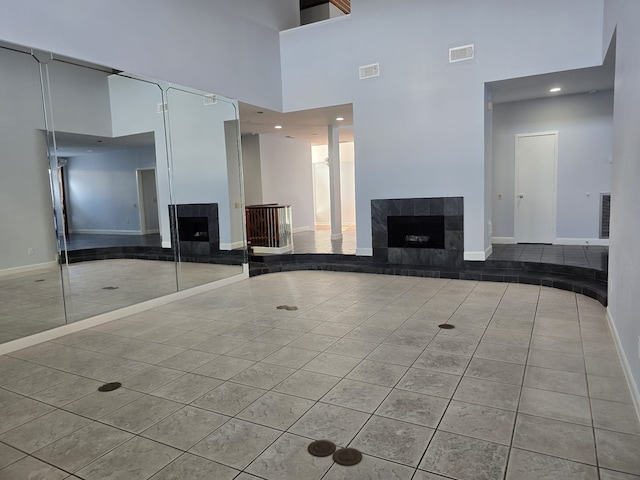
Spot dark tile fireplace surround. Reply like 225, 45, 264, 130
372, 197, 464, 266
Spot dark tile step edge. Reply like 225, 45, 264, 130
249, 259, 607, 306
62, 248, 245, 266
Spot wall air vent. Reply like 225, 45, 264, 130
204, 94, 217, 105
449, 44, 474, 63
157, 102, 168, 113
600, 193, 611, 239
359, 63, 380, 80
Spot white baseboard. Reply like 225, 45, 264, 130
0, 267, 250, 356
142, 229, 160, 234
606, 309, 640, 422
220, 241, 245, 250
356, 247, 373, 256
70, 229, 143, 235
492, 237, 516, 244
293, 226, 311, 233
252, 245, 294, 254
555, 238, 610, 246
464, 246, 492, 261
0, 260, 59, 278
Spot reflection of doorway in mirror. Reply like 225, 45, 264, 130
137, 168, 160, 234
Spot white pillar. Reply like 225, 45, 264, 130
328, 125, 342, 240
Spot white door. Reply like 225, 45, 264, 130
515, 132, 557, 243
137, 169, 160, 234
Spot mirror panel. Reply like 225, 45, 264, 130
41, 60, 181, 322
165, 87, 245, 290
0, 43, 248, 344
0, 45, 67, 341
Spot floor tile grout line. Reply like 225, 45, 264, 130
500, 283, 540, 480
577, 293, 603, 480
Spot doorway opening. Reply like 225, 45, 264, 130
137, 168, 160, 234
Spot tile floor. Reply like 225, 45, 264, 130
0, 260, 242, 344
0, 271, 638, 480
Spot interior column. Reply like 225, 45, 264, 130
328, 124, 342, 240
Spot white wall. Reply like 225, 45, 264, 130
0, 0, 299, 111
66, 146, 156, 233
604, 0, 640, 407
311, 142, 356, 225
240, 135, 264, 206
492, 91, 613, 242
259, 135, 315, 230
280, 0, 605, 258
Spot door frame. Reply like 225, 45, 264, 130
136, 168, 159, 234
514, 131, 558, 244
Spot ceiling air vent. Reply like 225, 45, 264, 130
204, 94, 217, 105
449, 44, 474, 63
157, 102, 168, 114
359, 63, 380, 80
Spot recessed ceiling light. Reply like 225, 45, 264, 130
549, 87, 562, 93
257, 111, 264, 114
274, 125, 282, 129
87, 149, 93, 152
336, 117, 344, 121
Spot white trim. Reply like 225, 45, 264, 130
70, 229, 143, 235
293, 226, 312, 233
330, 233, 343, 241
252, 245, 294, 255
492, 237, 516, 244
356, 247, 373, 256
514, 131, 558, 244
220, 241, 245, 250
0, 260, 58, 277
162, 240, 171, 249
0, 267, 250, 356
280, 13, 350, 35
554, 238, 610, 246
464, 246, 492, 261
606, 309, 640, 422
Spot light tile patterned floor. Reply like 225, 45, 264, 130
0, 271, 638, 480
0, 260, 242, 344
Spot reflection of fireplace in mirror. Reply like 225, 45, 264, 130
169, 203, 219, 256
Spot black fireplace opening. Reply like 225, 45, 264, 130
178, 217, 209, 242
388, 216, 445, 249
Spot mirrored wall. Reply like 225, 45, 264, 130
0, 42, 247, 343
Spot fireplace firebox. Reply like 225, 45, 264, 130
387, 215, 445, 249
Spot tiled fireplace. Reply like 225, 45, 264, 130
372, 197, 463, 266
169, 203, 220, 256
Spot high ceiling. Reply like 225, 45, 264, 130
238, 102, 354, 145
52, 131, 155, 157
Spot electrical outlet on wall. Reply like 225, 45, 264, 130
27, 248, 34, 255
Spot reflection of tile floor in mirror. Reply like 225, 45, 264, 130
0, 260, 243, 344
1, 271, 638, 479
